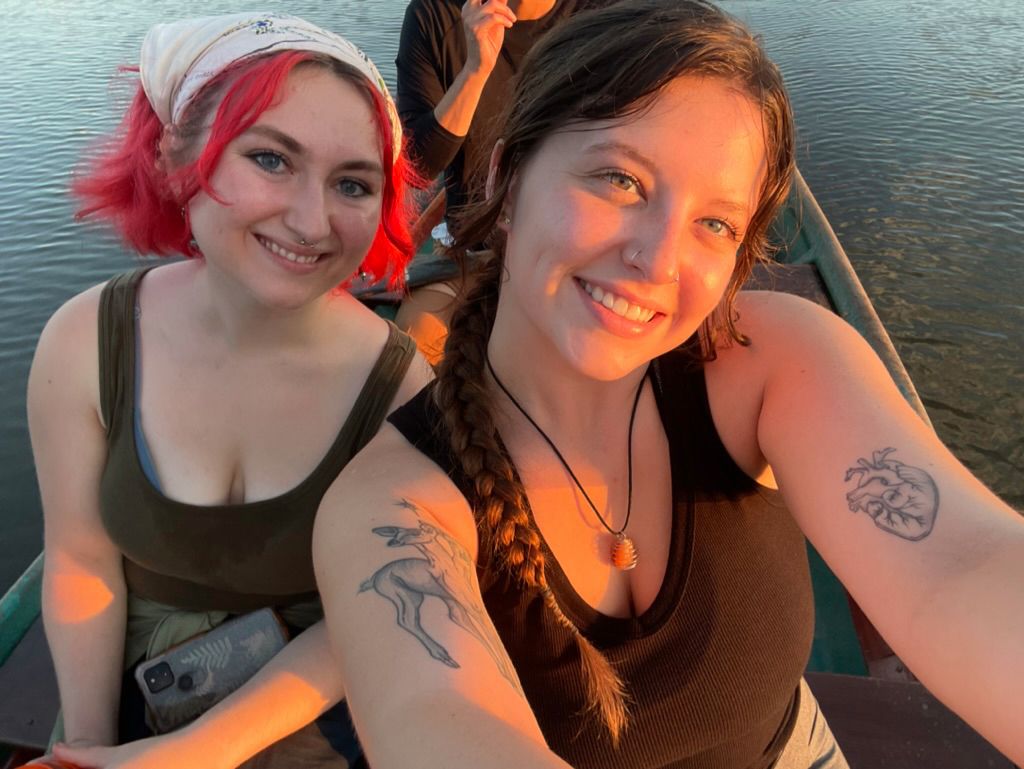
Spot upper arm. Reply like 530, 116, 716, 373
313, 426, 554, 768
394, 285, 462, 367
28, 286, 124, 601
716, 292, 1021, 634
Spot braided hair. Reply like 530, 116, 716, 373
434, 0, 795, 741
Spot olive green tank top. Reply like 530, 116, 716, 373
98, 267, 417, 612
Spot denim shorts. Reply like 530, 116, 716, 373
772, 679, 849, 769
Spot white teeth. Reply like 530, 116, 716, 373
259, 236, 319, 265
581, 280, 656, 323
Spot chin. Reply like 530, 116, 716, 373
561, 338, 657, 383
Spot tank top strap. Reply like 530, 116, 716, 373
322, 320, 418, 467
98, 267, 156, 438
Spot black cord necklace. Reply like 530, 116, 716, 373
485, 356, 645, 570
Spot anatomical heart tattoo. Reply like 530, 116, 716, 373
844, 448, 939, 541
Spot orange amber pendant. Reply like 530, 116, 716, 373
610, 534, 638, 570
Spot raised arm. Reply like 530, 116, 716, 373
712, 291, 1023, 764
28, 286, 126, 748
396, 0, 515, 178
313, 426, 572, 769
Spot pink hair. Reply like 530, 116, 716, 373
74, 52, 421, 286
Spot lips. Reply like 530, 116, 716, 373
579, 279, 657, 323
256, 234, 321, 265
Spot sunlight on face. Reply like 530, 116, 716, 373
493, 75, 767, 381
186, 66, 385, 310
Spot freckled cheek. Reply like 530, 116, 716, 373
676, 259, 734, 314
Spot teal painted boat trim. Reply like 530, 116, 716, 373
775, 172, 932, 427
805, 544, 868, 676
0, 553, 42, 668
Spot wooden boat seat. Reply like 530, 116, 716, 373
805, 673, 1015, 768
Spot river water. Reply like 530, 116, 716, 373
0, 0, 1021, 592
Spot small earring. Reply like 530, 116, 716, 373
501, 215, 511, 225
627, 249, 642, 264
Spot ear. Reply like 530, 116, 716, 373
485, 139, 505, 201
486, 139, 517, 233
157, 124, 188, 202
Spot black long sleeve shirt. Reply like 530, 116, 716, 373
396, 0, 592, 219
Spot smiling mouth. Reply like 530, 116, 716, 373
257, 235, 322, 265
580, 280, 658, 323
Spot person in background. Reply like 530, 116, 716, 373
314, 1, 1024, 767
27, 13, 430, 769
394, 0, 602, 364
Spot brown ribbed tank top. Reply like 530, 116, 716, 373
387, 348, 814, 769
98, 268, 417, 612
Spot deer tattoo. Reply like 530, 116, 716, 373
359, 503, 520, 689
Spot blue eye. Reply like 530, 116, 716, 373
337, 178, 371, 198
249, 151, 286, 173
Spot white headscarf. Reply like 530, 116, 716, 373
139, 12, 401, 161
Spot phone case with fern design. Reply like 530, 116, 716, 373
133, 607, 289, 733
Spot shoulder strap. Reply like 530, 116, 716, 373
341, 321, 419, 458
97, 267, 153, 437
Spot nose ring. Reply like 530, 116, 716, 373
626, 248, 680, 283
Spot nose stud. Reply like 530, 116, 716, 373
625, 248, 680, 283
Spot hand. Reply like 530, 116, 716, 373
22, 738, 102, 768
50, 734, 205, 769
461, 0, 517, 74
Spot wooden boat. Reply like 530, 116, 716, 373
0, 171, 1012, 768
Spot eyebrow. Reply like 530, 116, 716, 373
706, 199, 751, 220
242, 125, 383, 176
583, 141, 658, 176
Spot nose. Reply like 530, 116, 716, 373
624, 212, 685, 285
283, 178, 332, 247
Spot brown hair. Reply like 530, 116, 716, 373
435, 0, 795, 742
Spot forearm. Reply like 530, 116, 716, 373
179, 620, 344, 769
359, 692, 573, 769
888, 519, 1024, 765
432, 63, 493, 139
42, 555, 127, 745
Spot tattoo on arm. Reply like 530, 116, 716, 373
844, 448, 939, 541
358, 499, 524, 695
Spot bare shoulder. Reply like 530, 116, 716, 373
29, 282, 107, 417
704, 291, 873, 483
711, 290, 874, 392
315, 422, 478, 561
735, 289, 868, 356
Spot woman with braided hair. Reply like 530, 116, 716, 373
313, 1, 1024, 767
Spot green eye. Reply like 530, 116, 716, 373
699, 217, 739, 239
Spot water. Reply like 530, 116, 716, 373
1, 0, 1021, 593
